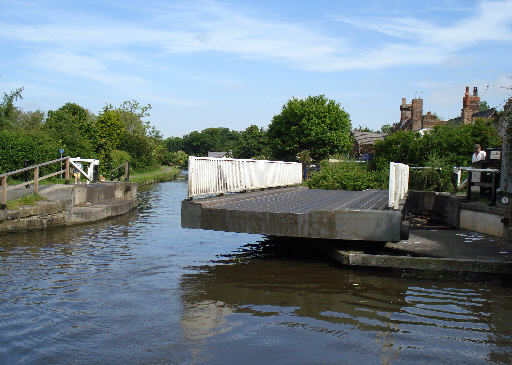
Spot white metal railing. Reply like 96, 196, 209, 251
188, 156, 303, 198
388, 162, 409, 209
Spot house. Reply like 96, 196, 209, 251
351, 131, 387, 159
392, 97, 446, 132
207, 151, 230, 158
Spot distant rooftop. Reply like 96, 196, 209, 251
207, 151, 229, 158
351, 131, 387, 145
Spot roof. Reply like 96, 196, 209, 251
207, 151, 229, 158
351, 131, 387, 145
472, 108, 496, 119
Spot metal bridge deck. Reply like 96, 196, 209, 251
181, 186, 405, 242
205, 187, 389, 213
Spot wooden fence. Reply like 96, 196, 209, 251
0, 157, 71, 209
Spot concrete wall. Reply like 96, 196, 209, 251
405, 190, 506, 238
0, 182, 138, 233
460, 209, 504, 237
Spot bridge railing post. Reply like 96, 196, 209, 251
1, 176, 6, 210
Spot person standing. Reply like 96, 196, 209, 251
471, 144, 486, 193
472, 144, 486, 163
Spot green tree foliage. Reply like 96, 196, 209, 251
373, 119, 501, 169
45, 103, 96, 158
95, 107, 124, 173
14, 110, 45, 130
0, 130, 60, 174
168, 150, 188, 167
267, 95, 352, 161
479, 100, 490, 112
409, 153, 455, 192
165, 136, 185, 153
233, 125, 269, 159
116, 101, 165, 170
182, 127, 240, 156
380, 124, 392, 134
0, 88, 24, 130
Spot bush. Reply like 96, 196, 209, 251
306, 161, 386, 191
0, 130, 60, 175
168, 150, 188, 167
409, 153, 454, 192
111, 149, 132, 169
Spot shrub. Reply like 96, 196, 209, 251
409, 153, 454, 192
0, 130, 60, 175
306, 161, 386, 191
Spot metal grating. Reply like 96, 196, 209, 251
204, 188, 389, 214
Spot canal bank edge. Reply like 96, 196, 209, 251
0, 182, 137, 233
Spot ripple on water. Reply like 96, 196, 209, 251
0, 181, 511, 364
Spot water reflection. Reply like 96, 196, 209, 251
0, 181, 511, 364
180, 241, 512, 364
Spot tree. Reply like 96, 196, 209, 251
267, 95, 352, 161
0, 87, 24, 130
45, 102, 96, 158
380, 124, 392, 134
182, 127, 240, 156
166, 136, 185, 153
233, 125, 269, 159
479, 100, 490, 112
95, 107, 124, 172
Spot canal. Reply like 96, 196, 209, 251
1, 181, 511, 364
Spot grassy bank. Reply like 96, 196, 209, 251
130, 166, 181, 186
6, 193, 46, 210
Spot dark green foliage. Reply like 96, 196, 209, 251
182, 127, 240, 156
0, 88, 24, 130
409, 154, 454, 192
268, 95, 352, 161
374, 120, 501, 169
0, 130, 60, 174
306, 161, 385, 191
166, 136, 185, 153
479, 100, 490, 112
233, 125, 269, 159
380, 124, 392, 134
167, 150, 188, 167
45, 103, 96, 158
119, 133, 157, 170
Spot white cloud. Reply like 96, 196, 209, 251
0, 0, 511, 76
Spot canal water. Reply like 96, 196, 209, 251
1, 181, 511, 364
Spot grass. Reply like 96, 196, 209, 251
130, 166, 181, 186
6, 193, 46, 210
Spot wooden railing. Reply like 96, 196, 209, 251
110, 161, 130, 182
0, 157, 70, 209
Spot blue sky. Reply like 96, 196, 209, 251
1, 0, 511, 138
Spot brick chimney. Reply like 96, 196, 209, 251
461, 86, 480, 124
411, 98, 423, 130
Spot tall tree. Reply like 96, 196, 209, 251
233, 125, 269, 159
45, 102, 96, 158
267, 95, 352, 161
0, 87, 24, 130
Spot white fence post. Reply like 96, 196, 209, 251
188, 156, 303, 198
388, 162, 409, 209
